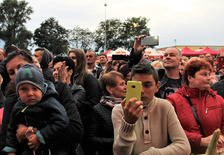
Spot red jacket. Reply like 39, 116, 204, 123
166, 85, 224, 154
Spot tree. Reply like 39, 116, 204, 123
0, 0, 33, 50
94, 19, 123, 52
122, 17, 150, 51
69, 27, 95, 52
34, 17, 69, 55
94, 17, 151, 52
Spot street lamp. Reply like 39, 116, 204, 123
104, 3, 107, 52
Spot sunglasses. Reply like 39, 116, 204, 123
70, 56, 76, 60
86, 55, 93, 58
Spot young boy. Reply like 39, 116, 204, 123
3, 63, 69, 155
112, 62, 191, 155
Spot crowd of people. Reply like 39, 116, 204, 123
0, 35, 223, 155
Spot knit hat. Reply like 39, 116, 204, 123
15, 63, 44, 94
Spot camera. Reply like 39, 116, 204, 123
112, 54, 129, 61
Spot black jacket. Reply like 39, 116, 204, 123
156, 69, 184, 99
5, 82, 69, 152
0, 81, 83, 153
87, 103, 114, 155
40, 50, 54, 82
211, 78, 224, 98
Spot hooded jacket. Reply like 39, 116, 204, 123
166, 85, 224, 154
40, 49, 54, 82
4, 81, 69, 153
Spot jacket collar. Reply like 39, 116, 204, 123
177, 85, 217, 98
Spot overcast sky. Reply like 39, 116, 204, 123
1, 0, 224, 49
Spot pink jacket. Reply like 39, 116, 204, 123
166, 85, 224, 154
0, 108, 3, 132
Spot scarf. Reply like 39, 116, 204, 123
100, 96, 123, 108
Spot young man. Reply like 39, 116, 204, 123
34, 47, 54, 82
86, 51, 103, 79
129, 35, 183, 99
98, 53, 108, 70
112, 62, 190, 155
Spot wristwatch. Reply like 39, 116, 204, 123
25, 126, 34, 138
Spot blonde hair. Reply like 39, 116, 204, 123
151, 60, 164, 69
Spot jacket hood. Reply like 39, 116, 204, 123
40, 49, 53, 69
176, 85, 217, 98
42, 80, 58, 100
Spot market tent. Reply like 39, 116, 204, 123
144, 48, 163, 59
104, 49, 113, 55
107, 48, 130, 56
181, 47, 199, 56
199, 47, 219, 56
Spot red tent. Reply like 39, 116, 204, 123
198, 47, 219, 56
181, 47, 200, 56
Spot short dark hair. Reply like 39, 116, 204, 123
131, 62, 159, 84
5, 45, 20, 57
53, 56, 75, 72
119, 64, 131, 78
99, 53, 107, 59
5, 50, 33, 65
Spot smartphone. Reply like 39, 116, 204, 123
218, 56, 224, 70
141, 36, 159, 46
125, 81, 142, 106
112, 55, 129, 61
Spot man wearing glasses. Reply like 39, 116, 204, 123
86, 51, 103, 79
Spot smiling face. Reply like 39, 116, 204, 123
109, 75, 127, 98
18, 83, 42, 106
132, 74, 160, 104
163, 48, 181, 69
188, 69, 211, 90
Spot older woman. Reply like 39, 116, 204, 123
166, 59, 224, 154
87, 71, 126, 155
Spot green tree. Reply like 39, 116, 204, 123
94, 19, 123, 52
0, 0, 33, 50
34, 17, 69, 55
122, 17, 150, 50
94, 17, 151, 52
69, 26, 95, 52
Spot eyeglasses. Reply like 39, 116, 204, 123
70, 56, 76, 60
86, 55, 93, 58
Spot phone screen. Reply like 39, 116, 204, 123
141, 36, 159, 46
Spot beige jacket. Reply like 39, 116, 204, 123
112, 96, 191, 155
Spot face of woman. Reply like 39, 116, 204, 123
6, 56, 29, 82
109, 76, 126, 98
188, 69, 211, 90
68, 52, 77, 67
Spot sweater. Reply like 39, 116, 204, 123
112, 96, 191, 155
